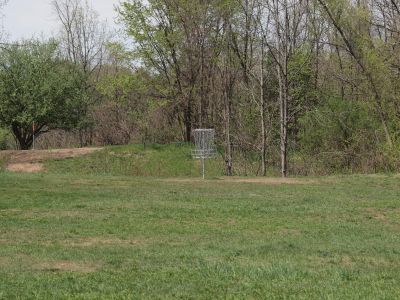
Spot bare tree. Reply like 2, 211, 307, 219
237, 0, 269, 176
221, 15, 236, 176
52, 0, 111, 147
0, 0, 9, 42
263, 0, 309, 177
52, 0, 108, 76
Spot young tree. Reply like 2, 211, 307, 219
0, 41, 88, 150
52, 0, 110, 146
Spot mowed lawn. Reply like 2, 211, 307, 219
1, 173, 400, 299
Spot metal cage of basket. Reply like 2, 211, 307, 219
191, 129, 217, 179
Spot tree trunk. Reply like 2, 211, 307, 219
225, 95, 233, 176
12, 124, 33, 150
184, 96, 192, 142
223, 17, 233, 176
18, 139, 31, 150
278, 66, 288, 178
260, 38, 267, 176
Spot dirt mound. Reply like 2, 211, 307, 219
1, 147, 102, 173
7, 163, 44, 173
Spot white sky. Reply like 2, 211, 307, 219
3, 0, 121, 41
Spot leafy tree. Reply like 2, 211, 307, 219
0, 41, 88, 149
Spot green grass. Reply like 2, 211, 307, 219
1, 172, 400, 298
45, 143, 225, 178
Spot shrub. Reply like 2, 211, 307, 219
298, 97, 382, 174
0, 128, 11, 150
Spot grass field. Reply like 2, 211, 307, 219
1, 169, 400, 299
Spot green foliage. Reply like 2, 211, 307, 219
288, 47, 317, 114
0, 40, 88, 149
0, 127, 11, 150
119, 0, 182, 70
298, 97, 380, 173
0, 152, 8, 171
96, 43, 135, 104
96, 69, 135, 107
1, 172, 400, 298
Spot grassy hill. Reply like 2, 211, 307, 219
45, 143, 225, 178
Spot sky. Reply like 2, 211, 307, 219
3, 0, 120, 41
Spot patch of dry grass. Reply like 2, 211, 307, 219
2, 147, 102, 173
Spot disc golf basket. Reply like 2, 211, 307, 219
192, 129, 217, 179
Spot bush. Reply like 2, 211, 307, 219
0, 128, 11, 150
298, 97, 382, 174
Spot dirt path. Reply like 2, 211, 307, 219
163, 177, 328, 185
0, 148, 102, 173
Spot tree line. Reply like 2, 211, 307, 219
1, 0, 400, 177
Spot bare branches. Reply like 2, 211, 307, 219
52, 0, 109, 76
